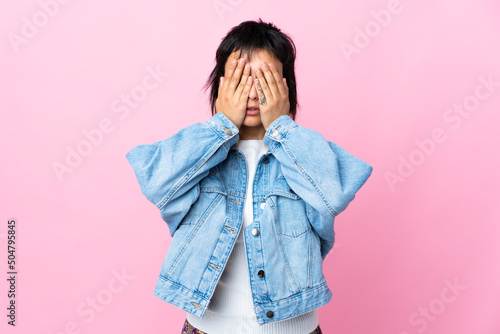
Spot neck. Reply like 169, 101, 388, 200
239, 124, 265, 140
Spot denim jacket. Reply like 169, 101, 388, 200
126, 112, 373, 325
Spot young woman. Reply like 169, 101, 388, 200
126, 19, 373, 334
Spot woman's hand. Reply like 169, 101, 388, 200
255, 62, 291, 131
215, 58, 253, 129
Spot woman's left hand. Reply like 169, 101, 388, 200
255, 62, 291, 131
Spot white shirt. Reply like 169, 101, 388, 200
186, 139, 319, 334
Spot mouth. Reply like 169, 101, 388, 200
246, 107, 260, 115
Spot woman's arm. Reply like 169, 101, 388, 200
263, 115, 373, 259
126, 112, 239, 237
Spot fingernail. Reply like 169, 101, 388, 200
231, 60, 237, 66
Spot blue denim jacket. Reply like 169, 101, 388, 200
126, 112, 373, 325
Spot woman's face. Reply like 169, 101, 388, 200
223, 49, 284, 130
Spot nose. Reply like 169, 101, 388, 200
248, 73, 258, 100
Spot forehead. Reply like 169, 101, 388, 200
227, 49, 282, 69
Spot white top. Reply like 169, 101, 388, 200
186, 139, 319, 333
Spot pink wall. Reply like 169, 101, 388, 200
2, 0, 499, 333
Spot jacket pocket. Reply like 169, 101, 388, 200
268, 175, 311, 238
178, 172, 226, 226
160, 172, 227, 279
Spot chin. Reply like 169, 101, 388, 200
242, 122, 263, 128
242, 117, 262, 127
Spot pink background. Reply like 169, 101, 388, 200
2, 0, 500, 333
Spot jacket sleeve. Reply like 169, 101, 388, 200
125, 112, 239, 237
263, 115, 373, 260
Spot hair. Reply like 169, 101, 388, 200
202, 18, 299, 121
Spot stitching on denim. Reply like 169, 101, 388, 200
165, 193, 224, 277
254, 282, 330, 323
252, 219, 269, 300
307, 229, 313, 288
157, 116, 230, 209
257, 280, 328, 306
280, 225, 310, 238
273, 195, 310, 238
157, 139, 225, 210
280, 134, 339, 217
206, 118, 226, 141
267, 190, 299, 200
268, 196, 300, 293
209, 166, 227, 194
199, 186, 226, 195
201, 245, 224, 299
157, 275, 208, 300
204, 218, 236, 299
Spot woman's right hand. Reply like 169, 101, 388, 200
215, 58, 253, 129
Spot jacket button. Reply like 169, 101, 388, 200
224, 128, 232, 135
260, 202, 266, 209
258, 270, 265, 277
262, 157, 269, 164
266, 310, 274, 318
252, 228, 260, 236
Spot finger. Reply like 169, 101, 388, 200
255, 78, 267, 107
236, 64, 251, 98
268, 63, 286, 96
229, 58, 246, 92
241, 70, 254, 98
259, 63, 279, 99
256, 67, 272, 102
218, 76, 224, 97
223, 59, 237, 91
